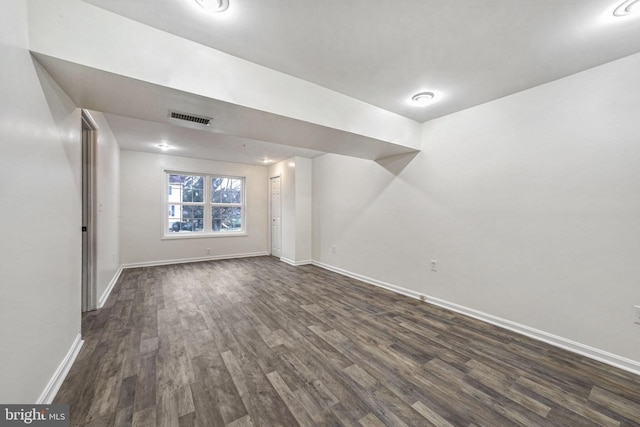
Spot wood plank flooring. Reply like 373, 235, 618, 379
54, 256, 640, 426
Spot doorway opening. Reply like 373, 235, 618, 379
81, 110, 97, 312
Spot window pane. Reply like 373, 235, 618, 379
169, 174, 204, 203
169, 205, 204, 232
183, 174, 204, 203
168, 205, 177, 219
212, 177, 242, 204
168, 175, 182, 203
212, 207, 241, 232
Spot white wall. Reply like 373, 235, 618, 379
0, 0, 82, 402
89, 111, 120, 302
313, 52, 640, 368
294, 158, 313, 264
120, 150, 268, 265
269, 157, 312, 265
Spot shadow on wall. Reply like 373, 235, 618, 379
375, 151, 419, 175
32, 55, 80, 185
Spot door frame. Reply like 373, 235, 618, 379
269, 175, 282, 258
81, 110, 98, 312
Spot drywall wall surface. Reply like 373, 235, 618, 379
0, 0, 81, 402
313, 52, 640, 364
120, 150, 268, 265
89, 111, 121, 300
294, 157, 313, 263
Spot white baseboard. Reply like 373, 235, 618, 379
313, 261, 421, 300
312, 260, 640, 376
122, 251, 269, 269
98, 265, 124, 309
37, 334, 83, 404
280, 257, 313, 267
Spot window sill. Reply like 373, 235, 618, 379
162, 231, 247, 240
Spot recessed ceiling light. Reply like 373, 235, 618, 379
410, 91, 435, 106
613, 0, 640, 16
157, 143, 172, 151
261, 158, 272, 164
195, 0, 229, 12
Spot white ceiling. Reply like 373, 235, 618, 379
102, 114, 324, 164
84, 0, 640, 123
37, 0, 640, 165
34, 53, 418, 162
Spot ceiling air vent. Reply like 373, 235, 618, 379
169, 111, 212, 126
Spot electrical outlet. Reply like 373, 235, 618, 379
635, 305, 640, 324
332, 245, 336, 254
206, 248, 211, 255
430, 259, 437, 272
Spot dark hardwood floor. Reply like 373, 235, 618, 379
54, 256, 640, 426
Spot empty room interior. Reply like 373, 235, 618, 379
3, 0, 640, 425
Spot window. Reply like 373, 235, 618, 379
211, 177, 243, 232
166, 172, 245, 236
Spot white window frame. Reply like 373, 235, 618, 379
163, 170, 247, 239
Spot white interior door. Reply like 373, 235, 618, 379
270, 176, 282, 258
